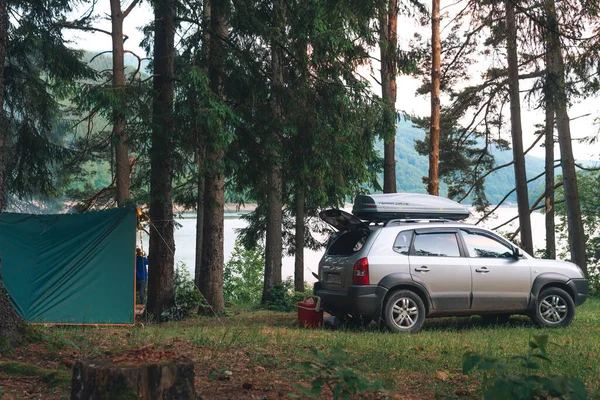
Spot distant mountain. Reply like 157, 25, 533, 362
376, 119, 547, 205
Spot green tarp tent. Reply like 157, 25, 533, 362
0, 207, 137, 325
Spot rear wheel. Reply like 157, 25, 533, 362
383, 290, 425, 333
531, 287, 575, 328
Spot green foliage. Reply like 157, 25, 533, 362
0, 361, 71, 389
555, 170, 600, 282
223, 240, 264, 306
174, 262, 203, 314
459, 335, 587, 400
290, 347, 383, 399
266, 278, 313, 312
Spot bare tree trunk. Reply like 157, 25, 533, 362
544, 89, 556, 259
380, 0, 397, 193
198, 1, 227, 313
200, 155, 224, 313
0, 0, 22, 345
110, 0, 131, 206
195, 0, 210, 291
194, 159, 205, 290
294, 186, 305, 292
545, 0, 587, 275
505, 0, 533, 255
147, 0, 176, 317
428, 0, 440, 196
262, 0, 284, 303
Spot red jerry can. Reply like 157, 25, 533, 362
297, 295, 323, 328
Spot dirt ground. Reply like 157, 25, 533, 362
0, 335, 433, 399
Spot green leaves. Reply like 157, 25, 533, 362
291, 346, 383, 399
459, 335, 587, 400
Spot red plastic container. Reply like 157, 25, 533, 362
297, 295, 323, 328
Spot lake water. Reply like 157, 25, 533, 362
139, 207, 551, 283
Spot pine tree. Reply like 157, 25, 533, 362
506, 0, 533, 255
148, 0, 177, 317
427, 0, 441, 196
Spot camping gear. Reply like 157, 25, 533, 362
0, 207, 137, 325
352, 193, 470, 222
297, 295, 323, 328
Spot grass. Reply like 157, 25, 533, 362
0, 361, 71, 388
3, 297, 600, 398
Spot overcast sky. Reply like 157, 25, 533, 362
64, 1, 600, 162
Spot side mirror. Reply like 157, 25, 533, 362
513, 247, 524, 258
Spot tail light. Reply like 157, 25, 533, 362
353, 257, 369, 285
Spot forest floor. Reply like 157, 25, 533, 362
1, 298, 600, 399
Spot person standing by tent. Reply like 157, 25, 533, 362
135, 248, 148, 305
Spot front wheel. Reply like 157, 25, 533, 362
383, 290, 426, 333
531, 287, 575, 328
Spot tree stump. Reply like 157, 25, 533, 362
71, 345, 196, 399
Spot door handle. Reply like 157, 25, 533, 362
415, 266, 430, 272
475, 267, 490, 273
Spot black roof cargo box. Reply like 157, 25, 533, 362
352, 193, 470, 222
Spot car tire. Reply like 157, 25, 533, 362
383, 290, 426, 333
531, 287, 575, 328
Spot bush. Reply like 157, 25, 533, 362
457, 335, 587, 400
173, 262, 203, 314
224, 240, 264, 306
267, 277, 314, 312
291, 346, 382, 399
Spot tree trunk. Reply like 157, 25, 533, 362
198, 0, 227, 314
110, 0, 131, 206
194, 163, 205, 290
380, 0, 397, 193
200, 153, 224, 313
71, 357, 195, 399
545, 0, 587, 275
505, 0, 533, 255
148, 0, 176, 318
195, 0, 210, 291
544, 86, 556, 259
262, 0, 284, 303
428, 0, 441, 196
0, 0, 22, 346
294, 186, 305, 292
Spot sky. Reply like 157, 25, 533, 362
64, 1, 600, 162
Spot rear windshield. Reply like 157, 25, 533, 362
326, 230, 369, 256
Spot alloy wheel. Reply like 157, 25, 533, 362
539, 294, 568, 324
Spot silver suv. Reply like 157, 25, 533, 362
314, 201, 588, 333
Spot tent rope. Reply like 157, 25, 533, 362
145, 217, 224, 325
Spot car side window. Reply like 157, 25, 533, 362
460, 230, 514, 258
412, 232, 460, 257
393, 230, 413, 255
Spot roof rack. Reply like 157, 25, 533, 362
384, 218, 457, 226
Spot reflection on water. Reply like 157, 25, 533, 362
138, 208, 550, 285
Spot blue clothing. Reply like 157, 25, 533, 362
136, 255, 148, 281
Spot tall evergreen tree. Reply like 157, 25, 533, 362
148, 0, 176, 317
505, 0, 533, 255
109, 0, 140, 206
0, 0, 21, 345
262, 0, 285, 303
544, 0, 587, 274
380, 0, 398, 193
199, 0, 230, 313
428, 0, 440, 196
0, 0, 92, 342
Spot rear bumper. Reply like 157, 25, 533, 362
569, 278, 588, 306
313, 282, 387, 319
